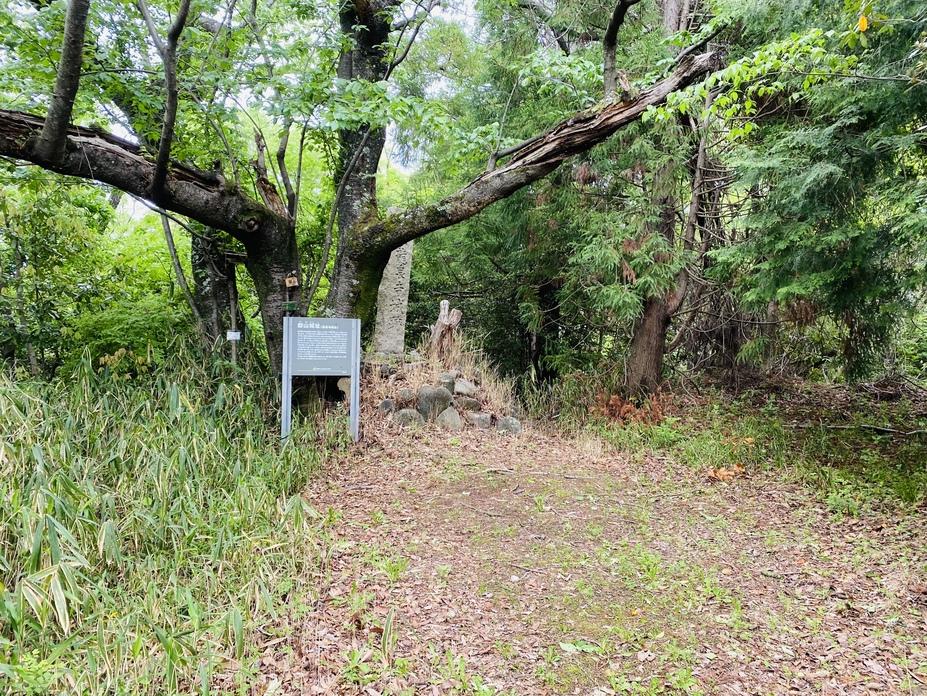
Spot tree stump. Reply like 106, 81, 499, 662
429, 300, 462, 363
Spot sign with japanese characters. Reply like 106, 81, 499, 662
281, 317, 360, 441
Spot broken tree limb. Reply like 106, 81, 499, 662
359, 50, 719, 259
430, 300, 462, 363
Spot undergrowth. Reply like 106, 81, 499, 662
0, 352, 343, 694
590, 390, 927, 514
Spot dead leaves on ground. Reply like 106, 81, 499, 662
707, 462, 746, 482
589, 392, 668, 424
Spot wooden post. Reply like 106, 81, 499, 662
224, 251, 246, 364
228, 259, 239, 365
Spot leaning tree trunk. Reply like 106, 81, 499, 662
625, 297, 671, 396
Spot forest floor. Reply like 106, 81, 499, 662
240, 387, 927, 696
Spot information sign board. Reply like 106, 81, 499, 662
281, 317, 360, 441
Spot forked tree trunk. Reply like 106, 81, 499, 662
625, 297, 671, 396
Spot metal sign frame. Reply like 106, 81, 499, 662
280, 317, 360, 442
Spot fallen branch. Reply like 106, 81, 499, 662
787, 422, 927, 437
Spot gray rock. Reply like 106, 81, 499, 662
438, 372, 456, 393
395, 408, 424, 427
454, 396, 481, 412
436, 406, 463, 431
416, 385, 452, 420
497, 416, 522, 434
396, 387, 415, 407
337, 377, 351, 395
465, 412, 492, 429
378, 398, 395, 414
454, 378, 478, 397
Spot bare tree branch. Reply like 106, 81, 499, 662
160, 213, 207, 342
603, 0, 643, 100
673, 22, 726, 66
137, 0, 193, 202
518, 0, 571, 56
293, 121, 308, 219
34, 0, 92, 163
392, 0, 439, 32
388, 0, 438, 72
276, 118, 297, 218
0, 109, 282, 243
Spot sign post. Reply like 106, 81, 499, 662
280, 317, 361, 442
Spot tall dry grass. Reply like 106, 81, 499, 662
365, 333, 518, 418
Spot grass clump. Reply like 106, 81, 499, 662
0, 353, 341, 694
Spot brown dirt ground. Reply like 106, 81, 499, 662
241, 419, 927, 695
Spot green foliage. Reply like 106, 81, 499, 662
63, 215, 197, 371
0, 352, 341, 694
0, 173, 114, 372
705, 0, 927, 378
0, 173, 200, 375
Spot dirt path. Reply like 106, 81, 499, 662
249, 425, 927, 695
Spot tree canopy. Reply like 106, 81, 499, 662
0, 0, 925, 388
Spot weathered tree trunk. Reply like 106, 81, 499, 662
242, 220, 302, 373
625, 298, 671, 396
326, 0, 391, 321
371, 241, 413, 354
662, 0, 684, 32
430, 300, 463, 364
33, 0, 91, 164
190, 230, 242, 345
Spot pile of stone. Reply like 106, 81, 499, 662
377, 369, 521, 434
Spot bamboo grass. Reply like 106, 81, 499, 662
1, 350, 342, 694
